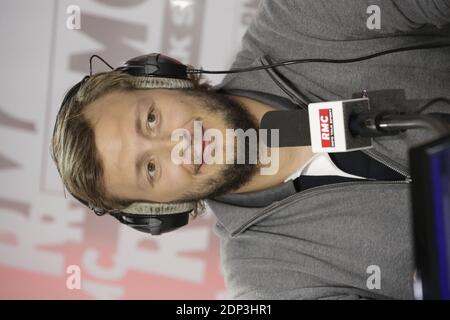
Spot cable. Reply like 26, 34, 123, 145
414, 97, 450, 114
89, 54, 114, 76
188, 42, 450, 75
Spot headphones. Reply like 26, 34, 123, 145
57, 41, 450, 236
57, 53, 198, 236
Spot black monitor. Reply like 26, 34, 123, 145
409, 132, 450, 300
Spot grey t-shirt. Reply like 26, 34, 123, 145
207, 0, 450, 299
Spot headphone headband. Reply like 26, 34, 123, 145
121, 201, 196, 215
130, 76, 194, 90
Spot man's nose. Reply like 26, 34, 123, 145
143, 135, 178, 152
137, 128, 195, 163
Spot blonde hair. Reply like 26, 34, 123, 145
50, 70, 212, 218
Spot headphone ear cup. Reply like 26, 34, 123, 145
111, 210, 190, 235
118, 53, 190, 80
109, 201, 195, 235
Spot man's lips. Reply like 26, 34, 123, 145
193, 125, 209, 173
198, 126, 212, 171
202, 127, 212, 158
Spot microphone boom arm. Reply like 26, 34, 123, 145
350, 112, 450, 139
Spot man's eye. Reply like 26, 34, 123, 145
147, 110, 157, 129
147, 161, 157, 178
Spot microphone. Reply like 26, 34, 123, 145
260, 97, 450, 153
261, 98, 373, 153
260, 109, 311, 147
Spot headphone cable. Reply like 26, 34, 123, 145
188, 42, 450, 74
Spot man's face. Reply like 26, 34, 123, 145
83, 88, 259, 203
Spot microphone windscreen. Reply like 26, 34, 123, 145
260, 110, 311, 147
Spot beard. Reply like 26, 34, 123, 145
175, 87, 260, 202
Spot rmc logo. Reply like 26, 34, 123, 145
319, 108, 335, 148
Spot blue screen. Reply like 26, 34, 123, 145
430, 144, 450, 299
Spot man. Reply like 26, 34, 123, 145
52, 0, 450, 299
